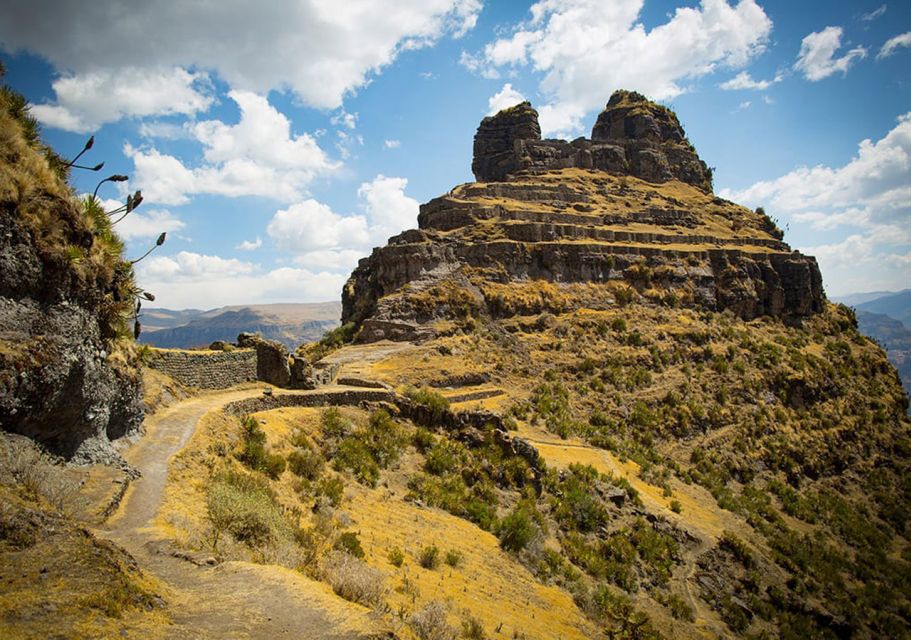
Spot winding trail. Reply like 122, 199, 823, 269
100, 385, 391, 640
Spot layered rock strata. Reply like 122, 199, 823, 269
343, 91, 824, 343
471, 91, 712, 191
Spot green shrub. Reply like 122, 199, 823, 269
412, 428, 435, 453
424, 440, 467, 476
387, 546, 405, 567
206, 471, 287, 548
670, 499, 682, 514
406, 386, 451, 420
287, 447, 324, 480
497, 505, 537, 553
236, 416, 267, 470
322, 407, 355, 440
419, 545, 441, 569
334, 439, 380, 487
335, 531, 365, 559
444, 549, 463, 568
316, 475, 345, 507
263, 453, 286, 479
461, 614, 486, 639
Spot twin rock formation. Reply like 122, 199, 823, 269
343, 91, 824, 342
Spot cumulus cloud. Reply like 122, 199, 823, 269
487, 83, 527, 115
125, 91, 337, 205
267, 200, 370, 253
719, 112, 911, 294
463, 0, 772, 136
384, 139, 401, 149
719, 70, 782, 90
358, 174, 420, 244
1, 0, 482, 123
136, 251, 345, 308
263, 174, 418, 276
28, 67, 212, 133
236, 237, 262, 251
794, 26, 867, 81
116, 209, 186, 242
878, 32, 911, 59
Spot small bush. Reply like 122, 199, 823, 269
206, 471, 287, 548
321, 551, 385, 607
413, 428, 435, 453
388, 546, 405, 567
406, 386, 451, 420
410, 601, 457, 640
670, 499, 682, 514
497, 506, 537, 553
263, 453, 286, 479
461, 614, 486, 639
335, 531, 365, 559
322, 407, 355, 440
316, 475, 345, 507
236, 415, 268, 470
445, 549, 463, 568
419, 544, 441, 569
0, 436, 80, 513
287, 447, 324, 480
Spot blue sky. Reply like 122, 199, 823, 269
2, 0, 909, 308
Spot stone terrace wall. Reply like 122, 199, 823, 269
147, 348, 257, 389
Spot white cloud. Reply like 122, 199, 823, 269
262, 174, 418, 279
465, 0, 772, 137
794, 26, 867, 81
862, 5, 887, 22
331, 110, 358, 130
136, 251, 345, 308
2, 0, 482, 119
29, 67, 212, 133
878, 31, 911, 59
719, 70, 782, 90
719, 112, 911, 295
267, 200, 370, 253
384, 139, 401, 149
358, 174, 420, 245
487, 83, 527, 115
138, 121, 190, 140
236, 237, 262, 251
735, 100, 752, 112
116, 208, 186, 242
293, 249, 368, 271
125, 91, 337, 205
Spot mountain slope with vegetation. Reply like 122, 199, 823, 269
0, 65, 144, 463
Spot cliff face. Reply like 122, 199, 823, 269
343, 91, 823, 342
0, 90, 142, 464
472, 91, 712, 190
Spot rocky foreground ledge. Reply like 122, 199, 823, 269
342, 91, 824, 343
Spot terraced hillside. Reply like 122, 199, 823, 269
319, 92, 911, 638
343, 93, 823, 344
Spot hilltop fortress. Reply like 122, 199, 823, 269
342, 91, 824, 343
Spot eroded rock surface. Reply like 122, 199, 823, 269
343, 91, 824, 343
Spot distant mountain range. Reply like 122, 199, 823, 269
835, 290, 911, 399
138, 302, 341, 350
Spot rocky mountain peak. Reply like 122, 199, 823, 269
342, 90, 824, 344
472, 91, 711, 191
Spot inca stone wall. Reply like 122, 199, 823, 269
147, 348, 257, 389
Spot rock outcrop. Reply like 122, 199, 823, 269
471, 91, 712, 191
343, 90, 824, 342
0, 96, 143, 463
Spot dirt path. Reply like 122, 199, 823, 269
100, 386, 390, 640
